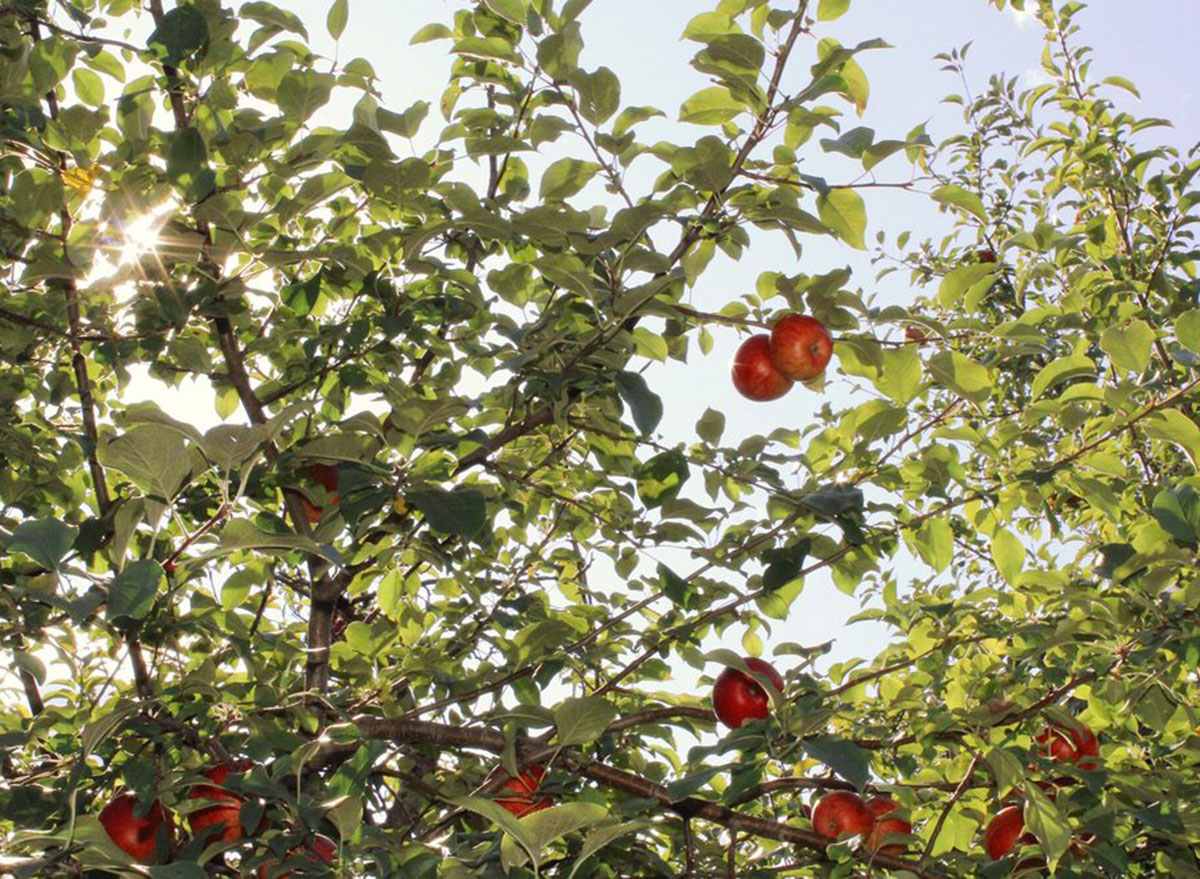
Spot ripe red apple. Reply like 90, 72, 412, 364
812, 791, 873, 841
978, 249, 998, 263
300, 463, 341, 524
99, 793, 175, 864
495, 766, 552, 817
732, 334, 792, 402
711, 657, 784, 730
769, 314, 833, 382
984, 804, 1037, 860
188, 761, 262, 842
258, 833, 336, 879
865, 796, 912, 854
1036, 722, 1100, 769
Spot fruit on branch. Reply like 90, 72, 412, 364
711, 657, 784, 729
495, 766, 552, 817
812, 790, 873, 841
300, 463, 340, 524
865, 796, 912, 854
978, 249, 998, 263
732, 334, 793, 402
188, 760, 263, 842
258, 833, 336, 879
769, 313, 834, 382
1036, 721, 1100, 769
984, 804, 1037, 860
99, 793, 175, 864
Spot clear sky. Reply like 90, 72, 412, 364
132, 1, 1200, 668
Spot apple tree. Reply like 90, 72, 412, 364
0, 0, 1198, 877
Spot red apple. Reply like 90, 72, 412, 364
978, 249, 998, 263
769, 314, 833, 382
711, 657, 784, 730
865, 796, 912, 854
301, 463, 341, 524
1036, 722, 1100, 769
99, 793, 175, 864
812, 790, 872, 841
258, 833, 336, 879
984, 804, 1037, 860
732, 334, 792, 402
188, 761, 264, 842
495, 766, 552, 818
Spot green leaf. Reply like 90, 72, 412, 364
695, 408, 725, 444
1100, 319, 1155, 374
761, 538, 811, 591
874, 344, 922, 405
411, 23, 451, 43
1030, 353, 1096, 400
659, 563, 698, 610
326, 0, 348, 39
535, 253, 595, 298
1024, 784, 1071, 869
568, 822, 647, 879
483, 0, 527, 24
554, 696, 618, 746
1102, 75, 1141, 97
99, 425, 195, 501
817, 189, 867, 250
1144, 409, 1200, 467
206, 519, 342, 565
991, 527, 1024, 584
679, 86, 745, 125
912, 517, 952, 572
277, 71, 335, 122
926, 351, 992, 403
147, 5, 209, 63
499, 803, 608, 872
1152, 488, 1198, 544
615, 371, 663, 436
932, 185, 987, 222
570, 67, 621, 125
818, 0, 852, 21
802, 736, 870, 790
797, 485, 864, 518
540, 158, 603, 201
407, 487, 487, 538
5, 519, 78, 571
147, 863, 208, 879
72, 68, 105, 107
1175, 309, 1200, 353
636, 450, 689, 508
107, 560, 163, 625
240, 1, 308, 37
937, 263, 998, 307
985, 748, 1026, 800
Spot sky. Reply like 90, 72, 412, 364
123, 1, 1200, 678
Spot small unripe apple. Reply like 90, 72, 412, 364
711, 657, 784, 729
495, 766, 552, 817
812, 790, 872, 840
99, 793, 175, 864
984, 804, 1037, 860
732, 334, 793, 402
865, 796, 912, 854
1036, 721, 1100, 770
769, 314, 833, 382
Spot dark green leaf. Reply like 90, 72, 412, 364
636, 450, 689, 508
107, 560, 163, 625
408, 487, 487, 538
802, 737, 870, 790
615, 371, 663, 436
147, 6, 208, 64
4, 519, 78, 571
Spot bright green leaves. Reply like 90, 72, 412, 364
615, 371, 663, 436
817, 188, 867, 250
909, 516, 953, 572
3, 519, 78, 571
107, 560, 163, 628
636, 450, 689, 508
1152, 487, 1200, 545
932, 184, 987, 222
554, 696, 617, 747
926, 351, 992, 403
407, 486, 487, 539
1100, 319, 1155, 374
938, 262, 1000, 308
991, 527, 1025, 584
277, 70, 335, 122
571, 67, 620, 125
326, 0, 349, 39
167, 127, 214, 203
483, 0, 528, 24
540, 158, 603, 201
147, 5, 208, 64
875, 345, 922, 405
1174, 309, 1200, 352
1024, 784, 1071, 869
99, 425, 195, 502
818, 0, 852, 21
1030, 352, 1096, 400
496, 803, 609, 875
679, 86, 746, 126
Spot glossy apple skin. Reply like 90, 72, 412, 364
1036, 722, 1100, 769
495, 766, 552, 817
732, 335, 792, 402
99, 793, 175, 864
189, 761, 263, 842
258, 833, 336, 879
812, 791, 872, 840
301, 463, 341, 524
865, 796, 912, 854
712, 657, 784, 730
769, 314, 833, 382
984, 804, 1038, 860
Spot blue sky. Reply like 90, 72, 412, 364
133, 1, 1200, 668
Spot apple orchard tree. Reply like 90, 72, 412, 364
1, 0, 1198, 877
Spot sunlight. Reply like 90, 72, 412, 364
116, 207, 170, 266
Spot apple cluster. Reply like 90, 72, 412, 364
732, 313, 834, 402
